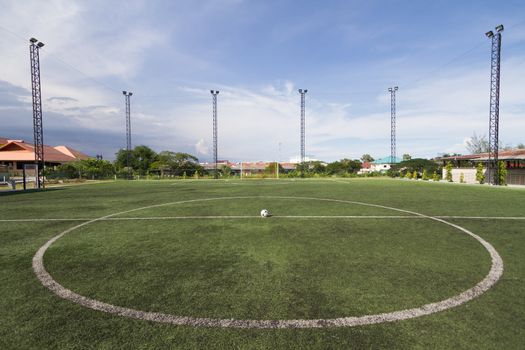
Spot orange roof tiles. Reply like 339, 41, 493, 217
0, 139, 90, 163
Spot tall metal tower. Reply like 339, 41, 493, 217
122, 91, 133, 179
210, 90, 219, 179
388, 86, 398, 164
485, 25, 504, 185
29, 38, 45, 189
298, 89, 307, 173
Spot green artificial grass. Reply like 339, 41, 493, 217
0, 179, 524, 349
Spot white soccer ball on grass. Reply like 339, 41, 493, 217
260, 209, 270, 218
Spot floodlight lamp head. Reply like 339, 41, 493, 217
495, 24, 504, 33
129, 92, 133, 96
485, 31, 494, 38
298, 89, 303, 93
122, 90, 127, 95
30, 38, 38, 43
37, 42, 44, 48
394, 86, 398, 91
304, 89, 308, 93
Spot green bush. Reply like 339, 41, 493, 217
499, 161, 507, 185
445, 162, 453, 182
476, 163, 485, 184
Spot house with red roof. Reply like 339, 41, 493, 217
0, 138, 90, 176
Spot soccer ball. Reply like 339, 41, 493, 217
260, 209, 270, 218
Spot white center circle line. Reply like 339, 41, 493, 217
32, 196, 504, 329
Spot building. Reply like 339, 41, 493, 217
360, 156, 402, 173
439, 149, 525, 185
0, 138, 90, 176
357, 161, 372, 174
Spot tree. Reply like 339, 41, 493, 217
265, 162, 284, 175
171, 152, 200, 176
459, 173, 465, 183
54, 163, 79, 179
517, 143, 525, 149
114, 149, 132, 170
476, 162, 485, 184
325, 159, 361, 175
498, 161, 507, 185
402, 154, 412, 161
422, 169, 429, 180
361, 154, 374, 163
445, 162, 453, 182
465, 133, 489, 154
432, 171, 440, 181
309, 161, 326, 174
219, 165, 232, 176
390, 158, 439, 176
149, 151, 175, 177
133, 145, 157, 175
412, 170, 418, 179
147, 150, 202, 177
114, 145, 157, 175
59, 159, 115, 180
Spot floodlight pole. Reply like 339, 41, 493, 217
30, 38, 45, 189
485, 25, 504, 185
388, 86, 398, 165
211, 90, 219, 179
122, 91, 133, 179
298, 89, 307, 176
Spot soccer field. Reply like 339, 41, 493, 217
0, 179, 524, 349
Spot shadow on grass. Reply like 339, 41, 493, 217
0, 187, 64, 197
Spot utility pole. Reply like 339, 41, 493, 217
122, 91, 133, 179
485, 25, 504, 185
30, 38, 45, 189
388, 86, 398, 165
210, 90, 219, 179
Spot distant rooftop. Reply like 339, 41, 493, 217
439, 149, 525, 161
372, 156, 402, 164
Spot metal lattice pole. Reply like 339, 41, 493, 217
122, 91, 133, 179
211, 90, 219, 179
485, 25, 504, 185
388, 86, 398, 165
298, 89, 307, 176
30, 38, 45, 189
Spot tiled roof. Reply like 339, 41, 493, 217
0, 140, 90, 163
439, 149, 525, 161
372, 156, 402, 164
54, 146, 90, 160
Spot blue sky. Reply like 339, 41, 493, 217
0, 0, 524, 161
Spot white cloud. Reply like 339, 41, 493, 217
195, 138, 209, 156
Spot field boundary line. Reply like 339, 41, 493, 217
5, 215, 525, 222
